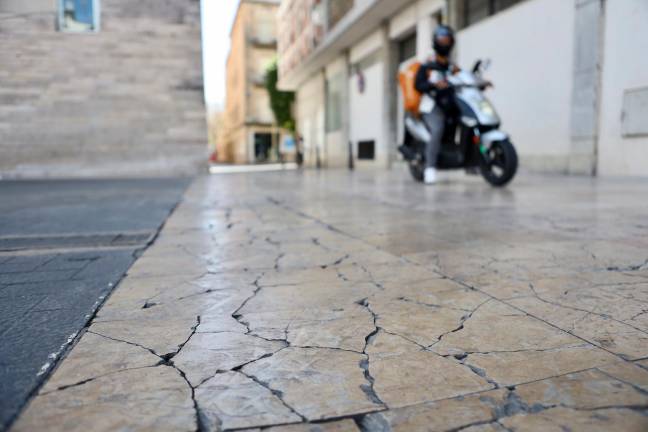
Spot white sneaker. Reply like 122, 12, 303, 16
424, 167, 438, 185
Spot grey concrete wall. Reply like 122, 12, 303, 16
0, 0, 206, 178
569, 0, 603, 176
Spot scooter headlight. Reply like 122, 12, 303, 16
479, 100, 495, 116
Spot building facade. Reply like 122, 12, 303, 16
220, 0, 282, 164
278, 0, 648, 177
0, 0, 205, 177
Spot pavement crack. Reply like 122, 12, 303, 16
336, 268, 350, 282
354, 262, 384, 290
356, 298, 388, 409
235, 370, 307, 422
162, 315, 201, 361
606, 257, 648, 272
160, 362, 206, 432
177, 288, 217, 301
460, 358, 500, 389
380, 329, 429, 351
231, 274, 265, 334
312, 237, 331, 252
40, 365, 156, 395
88, 330, 161, 357
397, 296, 472, 313
428, 299, 491, 349
527, 283, 648, 336
90, 326, 205, 432
321, 254, 350, 269
440, 343, 592, 357
196, 345, 290, 389
265, 236, 280, 247
274, 252, 285, 271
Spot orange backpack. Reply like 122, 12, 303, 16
398, 62, 422, 115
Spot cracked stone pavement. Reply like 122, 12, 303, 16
11, 170, 648, 431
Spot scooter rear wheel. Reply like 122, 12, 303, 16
479, 139, 518, 187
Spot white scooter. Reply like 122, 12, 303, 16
399, 60, 518, 187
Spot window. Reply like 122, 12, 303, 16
458, 0, 525, 29
326, 73, 344, 133
58, 0, 100, 32
398, 32, 417, 63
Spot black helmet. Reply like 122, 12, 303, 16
433, 25, 455, 57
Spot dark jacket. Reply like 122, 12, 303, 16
415, 58, 456, 113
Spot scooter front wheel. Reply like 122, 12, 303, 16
479, 139, 518, 187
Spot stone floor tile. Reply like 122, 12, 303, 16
12, 367, 195, 432
89, 318, 197, 356
238, 304, 374, 352
195, 371, 301, 430
263, 419, 360, 431
514, 369, 648, 409
508, 296, 648, 360
40, 332, 160, 393
370, 297, 469, 347
173, 332, 286, 386
238, 282, 379, 315
238, 419, 361, 432
597, 361, 648, 392
377, 278, 491, 311
360, 389, 508, 431
430, 300, 579, 356
242, 347, 382, 421
499, 406, 648, 432
367, 332, 493, 408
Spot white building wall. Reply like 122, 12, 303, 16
350, 55, 386, 167
325, 56, 350, 167
389, 3, 417, 40
349, 30, 386, 168
597, 0, 648, 177
456, 0, 575, 172
296, 73, 326, 167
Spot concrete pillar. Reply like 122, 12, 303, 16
416, 6, 434, 58
381, 23, 400, 168
569, 0, 605, 175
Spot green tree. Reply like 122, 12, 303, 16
265, 60, 295, 132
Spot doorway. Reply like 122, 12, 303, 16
254, 133, 272, 163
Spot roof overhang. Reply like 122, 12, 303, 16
278, 0, 412, 90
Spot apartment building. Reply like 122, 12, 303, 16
278, 0, 648, 177
220, 0, 282, 164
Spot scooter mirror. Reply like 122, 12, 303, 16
482, 59, 492, 71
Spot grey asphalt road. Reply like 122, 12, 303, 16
0, 178, 191, 431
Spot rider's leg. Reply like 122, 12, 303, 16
422, 106, 445, 169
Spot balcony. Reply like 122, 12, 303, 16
248, 35, 277, 49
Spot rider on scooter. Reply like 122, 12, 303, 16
415, 25, 459, 184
